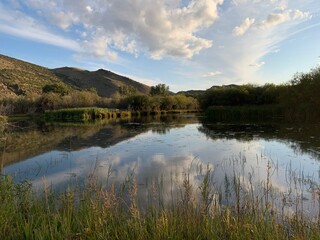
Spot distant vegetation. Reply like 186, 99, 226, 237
1, 53, 320, 121
200, 67, 320, 122
118, 84, 198, 111
42, 83, 69, 96
150, 83, 170, 96
0, 91, 112, 115
0, 55, 199, 117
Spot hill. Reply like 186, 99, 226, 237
177, 90, 205, 97
53, 67, 150, 97
0, 54, 76, 98
0, 54, 150, 98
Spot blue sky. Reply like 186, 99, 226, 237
0, 0, 320, 92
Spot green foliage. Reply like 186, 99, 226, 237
119, 85, 137, 96
150, 84, 170, 96
201, 67, 320, 122
44, 107, 131, 122
199, 84, 282, 109
118, 94, 199, 111
42, 84, 69, 96
280, 67, 320, 107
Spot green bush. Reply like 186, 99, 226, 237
42, 84, 69, 96
118, 94, 199, 111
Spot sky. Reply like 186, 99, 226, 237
0, 0, 320, 92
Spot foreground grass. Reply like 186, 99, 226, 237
1, 168, 320, 240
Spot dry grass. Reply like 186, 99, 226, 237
1, 158, 320, 239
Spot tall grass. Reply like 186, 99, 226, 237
1, 160, 320, 239
44, 108, 201, 122
44, 108, 131, 122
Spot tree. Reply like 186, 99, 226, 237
42, 84, 69, 96
150, 84, 169, 96
119, 85, 137, 96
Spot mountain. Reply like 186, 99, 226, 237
0, 54, 74, 98
177, 90, 205, 96
52, 67, 150, 97
0, 54, 150, 98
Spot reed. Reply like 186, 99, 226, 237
1, 159, 320, 239
44, 108, 131, 122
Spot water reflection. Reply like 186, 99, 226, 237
2, 115, 320, 217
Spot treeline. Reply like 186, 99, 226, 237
0, 83, 199, 116
200, 67, 320, 121
114, 83, 198, 111
118, 94, 199, 111
199, 83, 282, 109
0, 88, 112, 116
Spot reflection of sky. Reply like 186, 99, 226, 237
4, 123, 320, 216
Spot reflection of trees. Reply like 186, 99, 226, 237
151, 127, 170, 135
1, 114, 200, 167
199, 121, 320, 159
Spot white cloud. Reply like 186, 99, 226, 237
202, 71, 222, 77
0, 0, 318, 89
249, 61, 266, 68
196, 0, 314, 86
50, 11, 77, 30
232, 17, 255, 36
14, 0, 223, 60
85, 6, 93, 13
0, 5, 81, 51
258, 9, 310, 29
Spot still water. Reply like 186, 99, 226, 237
1, 114, 320, 216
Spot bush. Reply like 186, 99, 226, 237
42, 84, 69, 96
118, 94, 199, 111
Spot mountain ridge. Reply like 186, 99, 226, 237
0, 54, 150, 98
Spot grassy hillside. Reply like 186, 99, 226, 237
53, 67, 150, 97
0, 54, 77, 98
0, 54, 150, 99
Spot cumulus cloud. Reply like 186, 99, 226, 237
0, 0, 317, 89
197, 0, 314, 86
232, 17, 255, 36
13, 0, 223, 60
258, 9, 310, 29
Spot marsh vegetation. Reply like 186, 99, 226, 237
1, 157, 320, 239
2, 114, 320, 239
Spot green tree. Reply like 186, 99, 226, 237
42, 84, 69, 96
150, 84, 169, 96
119, 85, 137, 96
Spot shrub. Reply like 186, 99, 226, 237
42, 84, 69, 96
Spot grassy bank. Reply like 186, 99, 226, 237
1, 166, 320, 240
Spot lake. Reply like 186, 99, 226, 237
1, 114, 320, 217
